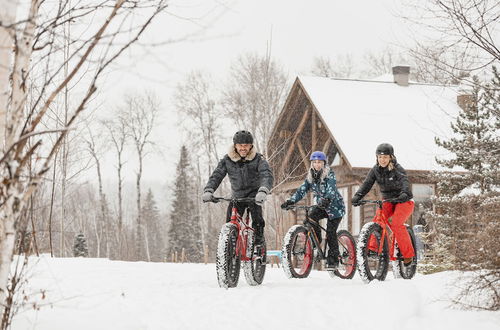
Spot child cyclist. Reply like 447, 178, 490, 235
280, 151, 345, 270
351, 143, 415, 265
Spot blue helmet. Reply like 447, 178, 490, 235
310, 151, 327, 162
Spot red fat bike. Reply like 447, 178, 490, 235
209, 197, 266, 288
355, 200, 418, 283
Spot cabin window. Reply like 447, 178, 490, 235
411, 184, 435, 227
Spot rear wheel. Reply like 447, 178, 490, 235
216, 223, 240, 288
282, 225, 313, 278
328, 230, 357, 279
243, 230, 267, 286
392, 225, 418, 279
357, 222, 389, 283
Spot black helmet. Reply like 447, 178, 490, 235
233, 130, 254, 144
376, 143, 394, 155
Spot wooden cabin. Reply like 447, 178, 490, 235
268, 66, 463, 241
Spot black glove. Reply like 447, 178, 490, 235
281, 200, 294, 210
392, 192, 409, 203
202, 190, 214, 203
351, 195, 361, 206
318, 198, 331, 209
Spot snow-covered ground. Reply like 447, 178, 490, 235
11, 256, 500, 330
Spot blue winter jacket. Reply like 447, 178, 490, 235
289, 167, 345, 220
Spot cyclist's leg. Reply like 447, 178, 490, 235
390, 201, 415, 258
225, 202, 246, 222
326, 217, 342, 260
366, 202, 396, 251
248, 203, 265, 245
308, 206, 327, 245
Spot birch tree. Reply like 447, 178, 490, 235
0, 0, 167, 322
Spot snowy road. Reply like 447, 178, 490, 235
12, 257, 500, 330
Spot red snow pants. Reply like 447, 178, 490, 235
381, 201, 415, 258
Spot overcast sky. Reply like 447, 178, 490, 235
94, 0, 411, 190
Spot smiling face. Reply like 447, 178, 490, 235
235, 144, 252, 157
377, 154, 391, 168
311, 159, 324, 171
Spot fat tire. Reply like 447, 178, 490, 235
328, 230, 357, 279
216, 223, 240, 288
357, 222, 389, 283
392, 224, 418, 279
243, 230, 267, 286
282, 225, 314, 279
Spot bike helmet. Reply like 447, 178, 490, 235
310, 151, 327, 162
375, 143, 394, 155
233, 130, 254, 144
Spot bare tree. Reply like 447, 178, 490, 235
122, 91, 159, 261
84, 125, 111, 258
0, 0, 167, 322
103, 115, 129, 259
400, 0, 499, 82
311, 54, 355, 78
222, 52, 288, 157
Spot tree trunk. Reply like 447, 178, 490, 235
0, 0, 18, 146
0, 0, 38, 317
136, 151, 144, 260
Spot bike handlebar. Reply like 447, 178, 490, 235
283, 205, 315, 211
206, 196, 256, 204
356, 200, 392, 207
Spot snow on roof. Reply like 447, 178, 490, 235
298, 75, 461, 171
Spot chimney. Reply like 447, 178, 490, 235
392, 66, 410, 86
457, 94, 474, 111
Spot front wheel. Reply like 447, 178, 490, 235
282, 225, 314, 279
357, 222, 389, 283
328, 230, 357, 279
216, 223, 241, 288
392, 225, 418, 279
243, 229, 267, 286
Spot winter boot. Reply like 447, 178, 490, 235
403, 257, 413, 267
325, 255, 339, 270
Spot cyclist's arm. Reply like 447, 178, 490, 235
204, 157, 228, 192
289, 179, 310, 203
353, 167, 376, 199
257, 155, 274, 192
395, 164, 412, 197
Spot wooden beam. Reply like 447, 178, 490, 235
295, 136, 309, 171
311, 110, 317, 151
322, 137, 331, 153
280, 106, 311, 174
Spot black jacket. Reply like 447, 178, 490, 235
354, 161, 413, 201
204, 146, 274, 198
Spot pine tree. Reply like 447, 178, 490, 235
142, 189, 165, 262
73, 233, 89, 257
424, 66, 500, 310
167, 146, 203, 262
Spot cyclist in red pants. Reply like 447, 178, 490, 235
351, 143, 415, 266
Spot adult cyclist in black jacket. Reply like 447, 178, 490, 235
351, 143, 415, 265
202, 130, 274, 245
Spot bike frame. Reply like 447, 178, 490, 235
363, 200, 398, 261
287, 205, 349, 261
214, 197, 256, 262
